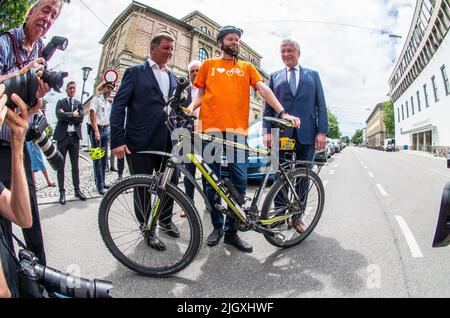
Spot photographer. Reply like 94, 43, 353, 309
0, 0, 65, 265
0, 84, 38, 298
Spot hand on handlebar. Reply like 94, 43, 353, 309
281, 113, 301, 128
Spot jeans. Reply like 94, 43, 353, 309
203, 133, 248, 234
90, 126, 110, 190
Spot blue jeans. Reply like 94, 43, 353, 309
203, 133, 248, 234
90, 126, 110, 190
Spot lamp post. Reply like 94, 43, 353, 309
80, 66, 92, 105
81, 66, 92, 151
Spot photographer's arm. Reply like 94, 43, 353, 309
0, 263, 11, 298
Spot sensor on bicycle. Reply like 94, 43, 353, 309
280, 138, 296, 151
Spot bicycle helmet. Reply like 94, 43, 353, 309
216, 25, 243, 42
90, 147, 105, 160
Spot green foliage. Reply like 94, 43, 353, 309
341, 136, 350, 144
327, 111, 341, 139
0, 0, 36, 32
352, 129, 363, 145
382, 100, 395, 137
45, 123, 54, 138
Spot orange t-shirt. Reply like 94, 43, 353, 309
194, 58, 264, 134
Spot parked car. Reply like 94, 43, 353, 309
383, 138, 396, 151
327, 138, 336, 155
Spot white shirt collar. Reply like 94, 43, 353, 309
148, 59, 170, 72
285, 64, 300, 72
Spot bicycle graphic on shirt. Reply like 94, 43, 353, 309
98, 77, 325, 277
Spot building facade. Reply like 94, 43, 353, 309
366, 103, 388, 149
85, 1, 267, 121
388, 0, 450, 156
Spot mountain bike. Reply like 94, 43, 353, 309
98, 78, 325, 277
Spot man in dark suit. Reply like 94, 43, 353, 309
111, 33, 180, 251
264, 39, 328, 233
54, 81, 87, 205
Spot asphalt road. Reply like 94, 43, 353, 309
23, 146, 450, 298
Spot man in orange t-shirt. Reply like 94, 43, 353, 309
191, 26, 300, 253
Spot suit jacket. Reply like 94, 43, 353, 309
263, 66, 328, 145
110, 61, 177, 153
53, 97, 84, 141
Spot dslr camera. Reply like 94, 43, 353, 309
18, 248, 113, 298
432, 152, 450, 248
3, 36, 69, 109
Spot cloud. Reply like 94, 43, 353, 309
43, 0, 415, 137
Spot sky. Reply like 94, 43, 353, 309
43, 0, 416, 137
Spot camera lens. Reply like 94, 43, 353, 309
41, 70, 68, 93
3, 70, 39, 109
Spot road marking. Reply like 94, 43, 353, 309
376, 184, 388, 196
329, 170, 335, 175
368, 172, 375, 178
323, 180, 329, 188
394, 215, 424, 258
363, 165, 368, 169
334, 164, 339, 168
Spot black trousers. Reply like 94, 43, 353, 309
0, 144, 47, 265
56, 134, 80, 192
126, 152, 178, 227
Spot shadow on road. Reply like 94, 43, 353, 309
102, 232, 368, 298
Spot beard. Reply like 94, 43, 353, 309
222, 44, 239, 57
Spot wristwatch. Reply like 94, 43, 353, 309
278, 110, 288, 119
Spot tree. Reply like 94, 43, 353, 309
352, 129, 363, 145
382, 100, 395, 137
0, 0, 36, 32
341, 136, 350, 144
327, 110, 341, 139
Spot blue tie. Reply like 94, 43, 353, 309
289, 68, 297, 96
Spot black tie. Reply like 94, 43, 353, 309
69, 98, 73, 111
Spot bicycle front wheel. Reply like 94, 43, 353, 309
98, 175, 203, 277
261, 168, 324, 248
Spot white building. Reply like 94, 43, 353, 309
388, 0, 450, 156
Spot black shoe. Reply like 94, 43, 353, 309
159, 222, 180, 238
103, 184, 111, 189
59, 191, 66, 205
118, 173, 123, 180
110, 167, 118, 172
145, 232, 166, 251
207, 227, 224, 247
224, 233, 253, 253
98, 188, 106, 195
74, 190, 87, 201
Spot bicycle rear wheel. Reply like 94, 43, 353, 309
261, 168, 324, 248
98, 175, 202, 277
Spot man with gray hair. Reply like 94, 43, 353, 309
264, 39, 328, 233
0, 0, 65, 265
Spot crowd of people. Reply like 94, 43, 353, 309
0, 0, 328, 298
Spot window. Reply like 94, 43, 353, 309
406, 100, 409, 118
411, 96, 415, 115
431, 76, 439, 102
417, 90, 422, 111
424, 84, 430, 107
200, 26, 212, 36
441, 65, 450, 95
197, 48, 209, 62
401, 104, 405, 120
397, 108, 401, 123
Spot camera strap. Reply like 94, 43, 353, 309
1, 31, 24, 70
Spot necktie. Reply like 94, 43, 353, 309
289, 68, 297, 96
69, 98, 73, 111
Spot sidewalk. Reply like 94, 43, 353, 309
401, 149, 447, 161
35, 151, 128, 205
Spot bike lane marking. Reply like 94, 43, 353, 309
376, 184, 388, 197
329, 170, 335, 175
368, 172, 375, 178
394, 215, 424, 258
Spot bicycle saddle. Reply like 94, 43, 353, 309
263, 116, 293, 130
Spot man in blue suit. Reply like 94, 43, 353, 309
110, 33, 180, 251
264, 39, 328, 160
264, 39, 328, 233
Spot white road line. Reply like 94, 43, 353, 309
334, 164, 339, 168
368, 172, 375, 178
363, 165, 368, 169
329, 170, 335, 175
394, 215, 424, 258
323, 180, 329, 188
376, 184, 388, 196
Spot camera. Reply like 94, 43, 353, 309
18, 249, 113, 298
26, 113, 64, 171
432, 152, 450, 248
3, 36, 68, 109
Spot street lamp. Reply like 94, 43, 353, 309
80, 66, 92, 105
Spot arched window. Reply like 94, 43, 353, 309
197, 48, 209, 62
200, 25, 212, 36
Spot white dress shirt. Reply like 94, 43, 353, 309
187, 86, 200, 118
90, 94, 111, 126
148, 59, 170, 100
